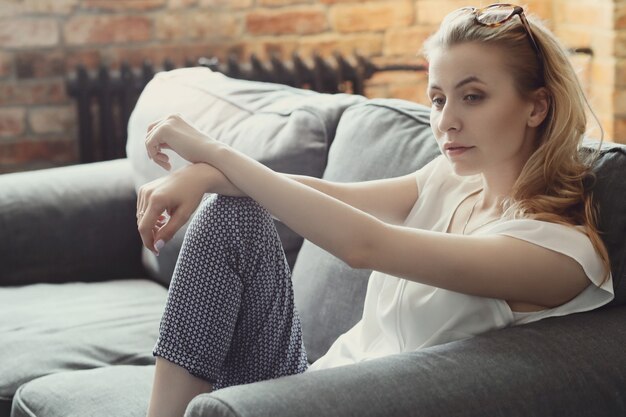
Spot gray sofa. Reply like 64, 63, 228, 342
1, 69, 625, 417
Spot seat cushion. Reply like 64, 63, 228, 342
291, 99, 441, 362
0, 279, 166, 412
126, 67, 364, 285
11, 365, 154, 417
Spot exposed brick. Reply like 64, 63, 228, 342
0, 1, 22, 18
155, 11, 187, 41
0, 80, 67, 106
556, 24, 617, 59
0, 108, 26, 137
320, 0, 370, 3
298, 33, 383, 57
363, 83, 389, 99
0, 51, 11, 78
615, 31, 626, 58
28, 106, 76, 135
247, 8, 328, 36
554, 1, 613, 28
66, 50, 104, 72
554, 24, 593, 50
258, 0, 310, 6
615, 88, 626, 116
388, 74, 430, 105
371, 55, 427, 67
616, 3, 626, 30
22, 0, 79, 14
592, 30, 617, 58
0, 18, 59, 49
81, 0, 166, 11
199, 0, 253, 8
368, 69, 424, 87
613, 118, 626, 144
617, 58, 626, 88
587, 85, 614, 116
168, 0, 198, 8
415, 0, 471, 25
15, 50, 65, 79
187, 10, 241, 40
0, 139, 78, 167
589, 57, 615, 90
64, 15, 152, 45
568, 53, 593, 94
112, 43, 216, 68
370, 56, 428, 84
239, 38, 299, 62
385, 26, 435, 56
331, 2, 413, 33
414, 0, 552, 28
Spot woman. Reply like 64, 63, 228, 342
139, 4, 614, 416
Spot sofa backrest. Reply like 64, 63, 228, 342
581, 139, 626, 308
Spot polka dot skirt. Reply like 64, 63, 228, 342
153, 194, 309, 390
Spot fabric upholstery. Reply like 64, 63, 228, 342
291, 99, 440, 363
0, 279, 166, 408
126, 67, 364, 285
11, 366, 154, 417
582, 140, 626, 306
186, 305, 626, 417
0, 159, 144, 287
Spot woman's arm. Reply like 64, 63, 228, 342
136, 156, 416, 250
140, 115, 589, 307
285, 173, 418, 226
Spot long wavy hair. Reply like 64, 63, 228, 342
422, 7, 611, 284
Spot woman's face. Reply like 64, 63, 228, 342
427, 42, 538, 177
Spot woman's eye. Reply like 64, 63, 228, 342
464, 94, 483, 102
431, 97, 445, 107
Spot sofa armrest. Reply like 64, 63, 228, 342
186, 306, 626, 417
0, 159, 146, 286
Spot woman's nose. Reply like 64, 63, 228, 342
437, 103, 461, 133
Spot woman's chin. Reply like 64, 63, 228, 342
446, 159, 481, 177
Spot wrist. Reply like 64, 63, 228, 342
198, 139, 228, 167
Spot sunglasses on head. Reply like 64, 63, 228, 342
459, 3, 543, 62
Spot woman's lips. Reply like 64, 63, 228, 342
445, 146, 474, 156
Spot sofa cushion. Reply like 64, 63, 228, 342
291, 99, 441, 363
126, 67, 364, 286
582, 140, 626, 307
0, 279, 166, 409
11, 365, 154, 417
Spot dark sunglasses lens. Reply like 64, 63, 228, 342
476, 6, 515, 25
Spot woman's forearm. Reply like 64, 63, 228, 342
203, 144, 382, 266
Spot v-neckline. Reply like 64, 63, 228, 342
445, 186, 483, 234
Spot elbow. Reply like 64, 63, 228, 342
344, 248, 364, 269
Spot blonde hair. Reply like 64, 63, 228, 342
422, 7, 611, 284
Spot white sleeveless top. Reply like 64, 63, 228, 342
307, 155, 614, 372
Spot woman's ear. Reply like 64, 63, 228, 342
527, 87, 550, 128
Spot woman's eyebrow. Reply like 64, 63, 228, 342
428, 76, 486, 91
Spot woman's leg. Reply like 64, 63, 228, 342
147, 195, 308, 417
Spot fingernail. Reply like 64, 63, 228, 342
154, 239, 165, 252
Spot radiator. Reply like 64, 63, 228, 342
65, 53, 427, 163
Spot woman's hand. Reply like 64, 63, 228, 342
136, 163, 223, 255
144, 113, 220, 171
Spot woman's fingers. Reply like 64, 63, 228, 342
153, 209, 188, 249
137, 203, 166, 255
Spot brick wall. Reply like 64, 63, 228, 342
0, 0, 622, 173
